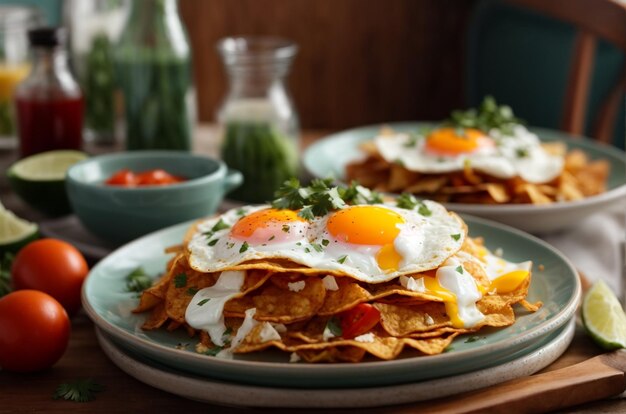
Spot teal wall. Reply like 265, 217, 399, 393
467, 0, 625, 149
0, 0, 62, 25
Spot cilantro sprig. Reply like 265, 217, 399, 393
444, 96, 524, 135
125, 267, 153, 293
271, 178, 383, 220
53, 379, 104, 403
396, 193, 432, 216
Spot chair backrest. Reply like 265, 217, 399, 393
467, 0, 625, 147
507, 0, 626, 144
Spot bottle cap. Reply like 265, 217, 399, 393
28, 27, 67, 47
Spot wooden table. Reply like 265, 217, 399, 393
0, 127, 624, 413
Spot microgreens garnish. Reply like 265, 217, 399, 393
272, 178, 382, 220
455, 266, 464, 274
451, 233, 461, 241
174, 273, 187, 288
326, 317, 343, 337
444, 96, 524, 135
0, 252, 14, 298
53, 379, 104, 403
337, 255, 348, 264
197, 299, 210, 306
239, 241, 249, 253
125, 267, 153, 293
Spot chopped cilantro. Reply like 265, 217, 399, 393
337, 255, 348, 264
197, 299, 210, 306
396, 193, 419, 210
418, 203, 432, 217
310, 243, 323, 253
236, 208, 246, 216
516, 148, 529, 158
186, 287, 199, 296
211, 219, 230, 232
282, 224, 290, 232
444, 95, 524, 135
455, 266, 464, 274
451, 233, 461, 241
207, 239, 218, 246
239, 241, 249, 253
268, 235, 275, 241
321, 239, 330, 247
204, 346, 223, 356
174, 273, 187, 288
304, 247, 311, 253
465, 335, 480, 343
226, 242, 235, 249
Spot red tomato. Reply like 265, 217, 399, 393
12, 239, 89, 315
135, 169, 184, 185
0, 290, 70, 372
105, 169, 137, 186
339, 303, 381, 339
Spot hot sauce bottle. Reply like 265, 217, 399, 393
15, 27, 84, 157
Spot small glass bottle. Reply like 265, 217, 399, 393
217, 36, 300, 203
115, 0, 194, 151
0, 6, 41, 144
66, 0, 130, 145
15, 27, 84, 158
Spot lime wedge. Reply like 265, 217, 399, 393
7, 150, 88, 216
0, 201, 38, 254
582, 280, 626, 350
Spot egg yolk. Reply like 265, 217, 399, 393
231, 208, 307, 243
327, 206, 404, 271
489, 270, 529, 293
425, 128, 493, 155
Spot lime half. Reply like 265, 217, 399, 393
7, 150, 88, 216
582, 280, 626, 350
0, 201, 38, 254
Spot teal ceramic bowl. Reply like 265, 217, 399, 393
66, 151, 243, 244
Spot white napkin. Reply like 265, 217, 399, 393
543, 202, 625, 300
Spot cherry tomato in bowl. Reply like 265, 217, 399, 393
339, 303, 381, 339
0, 290, 70, 372
105, 168, 185, 187
12, 238, 89, 315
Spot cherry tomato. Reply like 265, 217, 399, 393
105, 169, 137, 186
339, 303, 381, 339
135, 169, 184, 186
0, 290, 70, 372
12, 239, 89, 315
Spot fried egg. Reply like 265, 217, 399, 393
187, 201, 466, 283
375, 125, 563, 183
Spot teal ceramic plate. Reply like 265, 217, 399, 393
95, 319, 575, 407
303, 123, 626, 234
82, 215, 580, 388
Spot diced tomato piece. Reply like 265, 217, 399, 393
339, 303, 381, 339
135, 169, 184, 186
105, 169, 137, 186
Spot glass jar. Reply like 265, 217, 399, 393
66, 0, 129, 145
217, 36, 300, 203
15, 27, 84, 157
0, 6, 40, 145
115, 0, 194, 151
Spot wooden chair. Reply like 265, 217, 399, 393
505, 0, 626, 144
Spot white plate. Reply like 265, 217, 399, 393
96, 318, 575, 408
303, 123, 626, 234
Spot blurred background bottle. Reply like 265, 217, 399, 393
66, 0, 129, 146
115, 0, 194, 151
0, 6, 40, 146
15, 27, 84, 157
216, 36, 300, 203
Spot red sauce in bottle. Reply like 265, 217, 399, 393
16, 96, 84, 157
